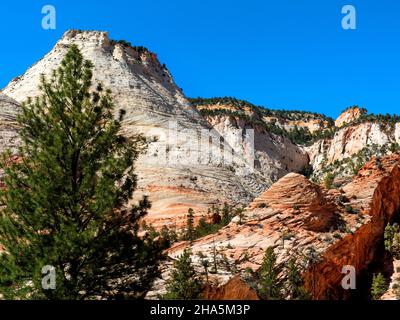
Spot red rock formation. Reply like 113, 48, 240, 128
335, 106, 366, 127
202, 276, 259, 300
158, 154, 400, 300
160, 171, 356, 299
250, 173, 339, 232
304, 154, 400, 299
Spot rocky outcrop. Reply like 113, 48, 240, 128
152, 155, 400, 300
9, 31, 394, 231
149, 168, 366, 298
0, 93, 20, 155
0, 93, 20, 187
307, 121, 400, 176
303, 155, 400, 299
381, 260, 400, 300
202, 276, 259, 300
286, 119, 331, 133
1, 30, 273, 229
205, 115, 309, 185
196, 102, 331, 133
249, 173, 338, 232
335, 107, 366, 127
307, 106, 400, 185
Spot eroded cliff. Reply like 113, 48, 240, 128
153, 155, 400, 300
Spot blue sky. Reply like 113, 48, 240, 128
1, 0, 400, 118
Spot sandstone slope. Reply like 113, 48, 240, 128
0, 93, 20, 155
152, 154, 400, 299
1, 30, 279, 228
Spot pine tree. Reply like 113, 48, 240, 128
197, 252, 209, 283
304, 246, 320, 299
371, 273, 388, 300
285, 259, 310, 300
393, 233, 400, 258
384, 223, 394, 253
259, 247, 284, 300
221, 202, 231, 225
196, 216, 211, 237
210, 238, 218, 274
160, 225, 177, 247
146, 224, 160, 241
384, 223, 400, 257
163, 249, 202, 300
324, 173, 335, 189
235, 207, 245, 225
185, 208, 195, 243
0, 45, 162, 299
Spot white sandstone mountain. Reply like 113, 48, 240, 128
1, 30, 309, 227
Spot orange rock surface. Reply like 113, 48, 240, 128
156, 154, 400, 300
335, 106, 366, 127
202, 276, 259, 300
250, 173, 339, 232
304, 154, 400, 299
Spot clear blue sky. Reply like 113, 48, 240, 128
1, 0, 400, 118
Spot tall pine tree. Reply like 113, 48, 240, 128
371, 273, 388, 300
185, 208, 195, 243
0, 45, 162, 299
221, 202, 231, 225
258, 247, 284, 300
285, 259, 310, 300
163, 249, 202, 300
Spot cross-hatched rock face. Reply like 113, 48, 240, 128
3, 30, 202, 128
0, 93, 20, 155
153, 155, 400, 300
1, 30, 311, 228
0, 93, 20, 185
2, 30, 278, 227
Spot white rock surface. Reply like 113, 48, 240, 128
0, 93, 20, 154
1, 30, 295, 227
206, 115, 309, 186
395, 123, 400, 144
381, 260, 400, 300
307, 122, 400, 171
